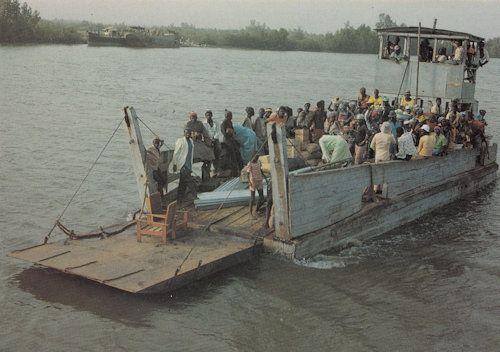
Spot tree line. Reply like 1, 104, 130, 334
1, 0, 499, 58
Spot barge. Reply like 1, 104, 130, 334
9, 26, 498, 293
88, 26, 180, 48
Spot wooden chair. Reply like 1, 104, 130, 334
136, 200, 189, 243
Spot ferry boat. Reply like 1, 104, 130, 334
10, 26, 498, 294
87, 26, 180, 48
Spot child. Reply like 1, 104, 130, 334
244, 154, 265, 217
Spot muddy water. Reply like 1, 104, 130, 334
1, 46, 499, 351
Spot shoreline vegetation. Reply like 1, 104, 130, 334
1, 0, 500, 57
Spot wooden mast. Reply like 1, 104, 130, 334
123, 106, 156, 212
267, 123, 291, 241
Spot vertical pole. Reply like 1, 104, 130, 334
415, 22, 422, 103
124, 106, 156, 212
378, 35, 383, 59
267, 123, 290, 241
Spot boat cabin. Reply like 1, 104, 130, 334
374, 26, 485, 113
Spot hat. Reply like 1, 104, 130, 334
403, 119, 412, 126
355, 113, 365, 120
405, 105, 412, 111
383, 96, 389, 102
388, 110, 397, 118
421, 124, 430, 132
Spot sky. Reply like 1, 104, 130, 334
27, 0, 500, 39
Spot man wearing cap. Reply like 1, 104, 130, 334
417, 124, 436, 157
173, 129, 195, 201
146, 137, 166, 198
367, 89, 383, 109
400, 91, 415, 111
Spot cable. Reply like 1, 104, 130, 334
43, 118, 124, 244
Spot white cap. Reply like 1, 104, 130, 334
421, 124, 430, 132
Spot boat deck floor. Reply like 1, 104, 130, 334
189, 205, 269, 238
10, 207, 268, 294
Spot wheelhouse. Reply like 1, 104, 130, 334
375, 26, 485, 113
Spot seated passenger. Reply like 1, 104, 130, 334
419, 39, 433, 62
417, 124, 436, 157
436, 47, 447, 63
430, 97, 443, 116
400, 90, 415, 111
452, 40, 464, 64
432, 126, 447, 156
358, 87, 370, 111
368, 89, 383, 109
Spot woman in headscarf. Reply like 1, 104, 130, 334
370, 121, 396, 163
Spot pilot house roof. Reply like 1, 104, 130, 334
375, 26, 484, 42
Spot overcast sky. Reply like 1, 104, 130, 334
27, 0, 500, 39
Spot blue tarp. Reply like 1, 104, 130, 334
233, 125, 258, 164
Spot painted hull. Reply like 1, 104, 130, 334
264, 144, 498, 259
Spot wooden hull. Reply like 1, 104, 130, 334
9, 228, 259, 294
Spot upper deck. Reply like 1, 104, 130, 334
374, 26, 485, 103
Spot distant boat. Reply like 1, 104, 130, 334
87, 26, 180, 48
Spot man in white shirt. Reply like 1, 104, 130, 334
173, 129, 195, 201
396, 122, 417, 161
202, 110, 220, 176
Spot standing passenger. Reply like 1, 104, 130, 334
172, 129, 195, 201
312, 100, 326, 142
395, 123, 417, 161
244, 154, 265, 217
203, 110, 221, 172
370, 122, 396, 163
353, 115, 368, 164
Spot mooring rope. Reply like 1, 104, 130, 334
43, 118, 124, 244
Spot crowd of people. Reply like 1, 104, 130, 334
145, 87, 489, 210
383, 36, 489, 83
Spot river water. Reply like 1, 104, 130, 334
1, 45, 499, 351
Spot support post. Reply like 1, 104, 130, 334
267, 123, 291, 241
123, 106, 156, 212
415, 22, 421, 103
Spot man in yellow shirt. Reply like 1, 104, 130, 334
367, 89, 383, 109
400, 90, 415, 111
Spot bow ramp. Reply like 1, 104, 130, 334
9, 223, 260, 294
